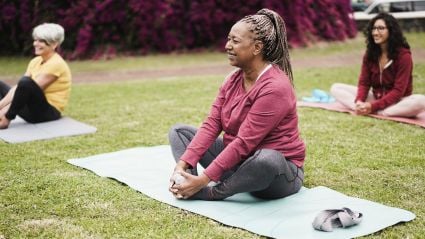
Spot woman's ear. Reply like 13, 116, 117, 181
51, 42, 59, 51
253, 40, 263, 56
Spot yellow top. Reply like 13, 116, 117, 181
26, 53, 72, 112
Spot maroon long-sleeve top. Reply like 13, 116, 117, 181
356, 47, 413, 112
180, 65, 305, 182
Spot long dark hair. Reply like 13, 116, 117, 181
364, 12, 410, 62
240, 8, 293, 84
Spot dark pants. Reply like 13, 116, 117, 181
0, 77, 60, 123
168, 124, 304, 200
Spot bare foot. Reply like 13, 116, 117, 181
0, 117, 10, 129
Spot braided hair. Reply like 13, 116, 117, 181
240, 8, 293, 84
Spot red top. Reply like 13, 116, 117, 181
356, 48, 413, 112
180, 65, 305, 182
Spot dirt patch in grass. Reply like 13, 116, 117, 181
3, 49, 425, 85
70, 48, 425, 83
19, 218, 100, 238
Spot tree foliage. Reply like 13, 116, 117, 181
0, 0, 356, 59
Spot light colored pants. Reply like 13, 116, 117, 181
330, 83, 425, 117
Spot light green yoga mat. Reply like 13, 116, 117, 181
68, 145, 415, 239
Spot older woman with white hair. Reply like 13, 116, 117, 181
0, 23, 71, 129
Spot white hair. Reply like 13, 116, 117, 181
32, 23, 65, 46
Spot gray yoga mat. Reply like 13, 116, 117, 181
68, 145, 415, 239
0, 117, 96, 143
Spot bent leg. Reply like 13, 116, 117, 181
330, 83, 358, 110
379, 94, 425, 117
168, 124, 224, 174
330, 83, 375, 110
190, 149, 304, 200
5, 76, 60, 123
0, 81, 11, 99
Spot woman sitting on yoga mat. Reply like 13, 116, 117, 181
168, 9, 305, 200
0, 23, 71, 129
330, 13, 425, 117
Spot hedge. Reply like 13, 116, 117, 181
0, 0, 356, 59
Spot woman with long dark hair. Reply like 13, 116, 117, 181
331, 13, 425, 117
167, 8, 305, 201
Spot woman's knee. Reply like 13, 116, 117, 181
330, 83, 344, 95
169, 123, 183, 134
247, 149, 285, 169
0, 81, 11, 97
17, 76, 35, 89
381, 94, 425, 117
168, 123, 197, 142
168, 123, 184, 141
408, 94, 425, 107
330, 83, 354, 96
0, 80, 10, 89
169, 123, 195, 135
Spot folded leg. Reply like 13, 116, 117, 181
191, 149, 304, 200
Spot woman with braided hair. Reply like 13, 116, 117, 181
168, 8, 305, 200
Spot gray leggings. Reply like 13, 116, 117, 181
168, 124, 304, 200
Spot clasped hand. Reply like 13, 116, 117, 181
355, 101, 372, 115
169, 161, 210, 199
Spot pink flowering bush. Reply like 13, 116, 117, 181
0, 0, 356, 59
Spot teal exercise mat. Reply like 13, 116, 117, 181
0, 116, 97, 143
68, 145, 415, 239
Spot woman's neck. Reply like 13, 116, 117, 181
380, 43, 388, 56
242, 61, 269, 92
41, 51, 55, 63
242, 61, 269, 83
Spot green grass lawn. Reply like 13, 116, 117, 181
1, 32, 423, 78
1, 33, 425, 238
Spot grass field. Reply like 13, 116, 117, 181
0, 33, 424, 238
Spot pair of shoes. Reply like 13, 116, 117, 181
302, 89, 335, 103
312, 207, 363, 232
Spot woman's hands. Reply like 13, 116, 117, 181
169, 160, 210, 199
355, 101, 372, 115
172, 159, 190, 174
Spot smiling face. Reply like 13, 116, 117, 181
372, 19, 389, 46
224, 21, 257, 68
33, 39, 57, 58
